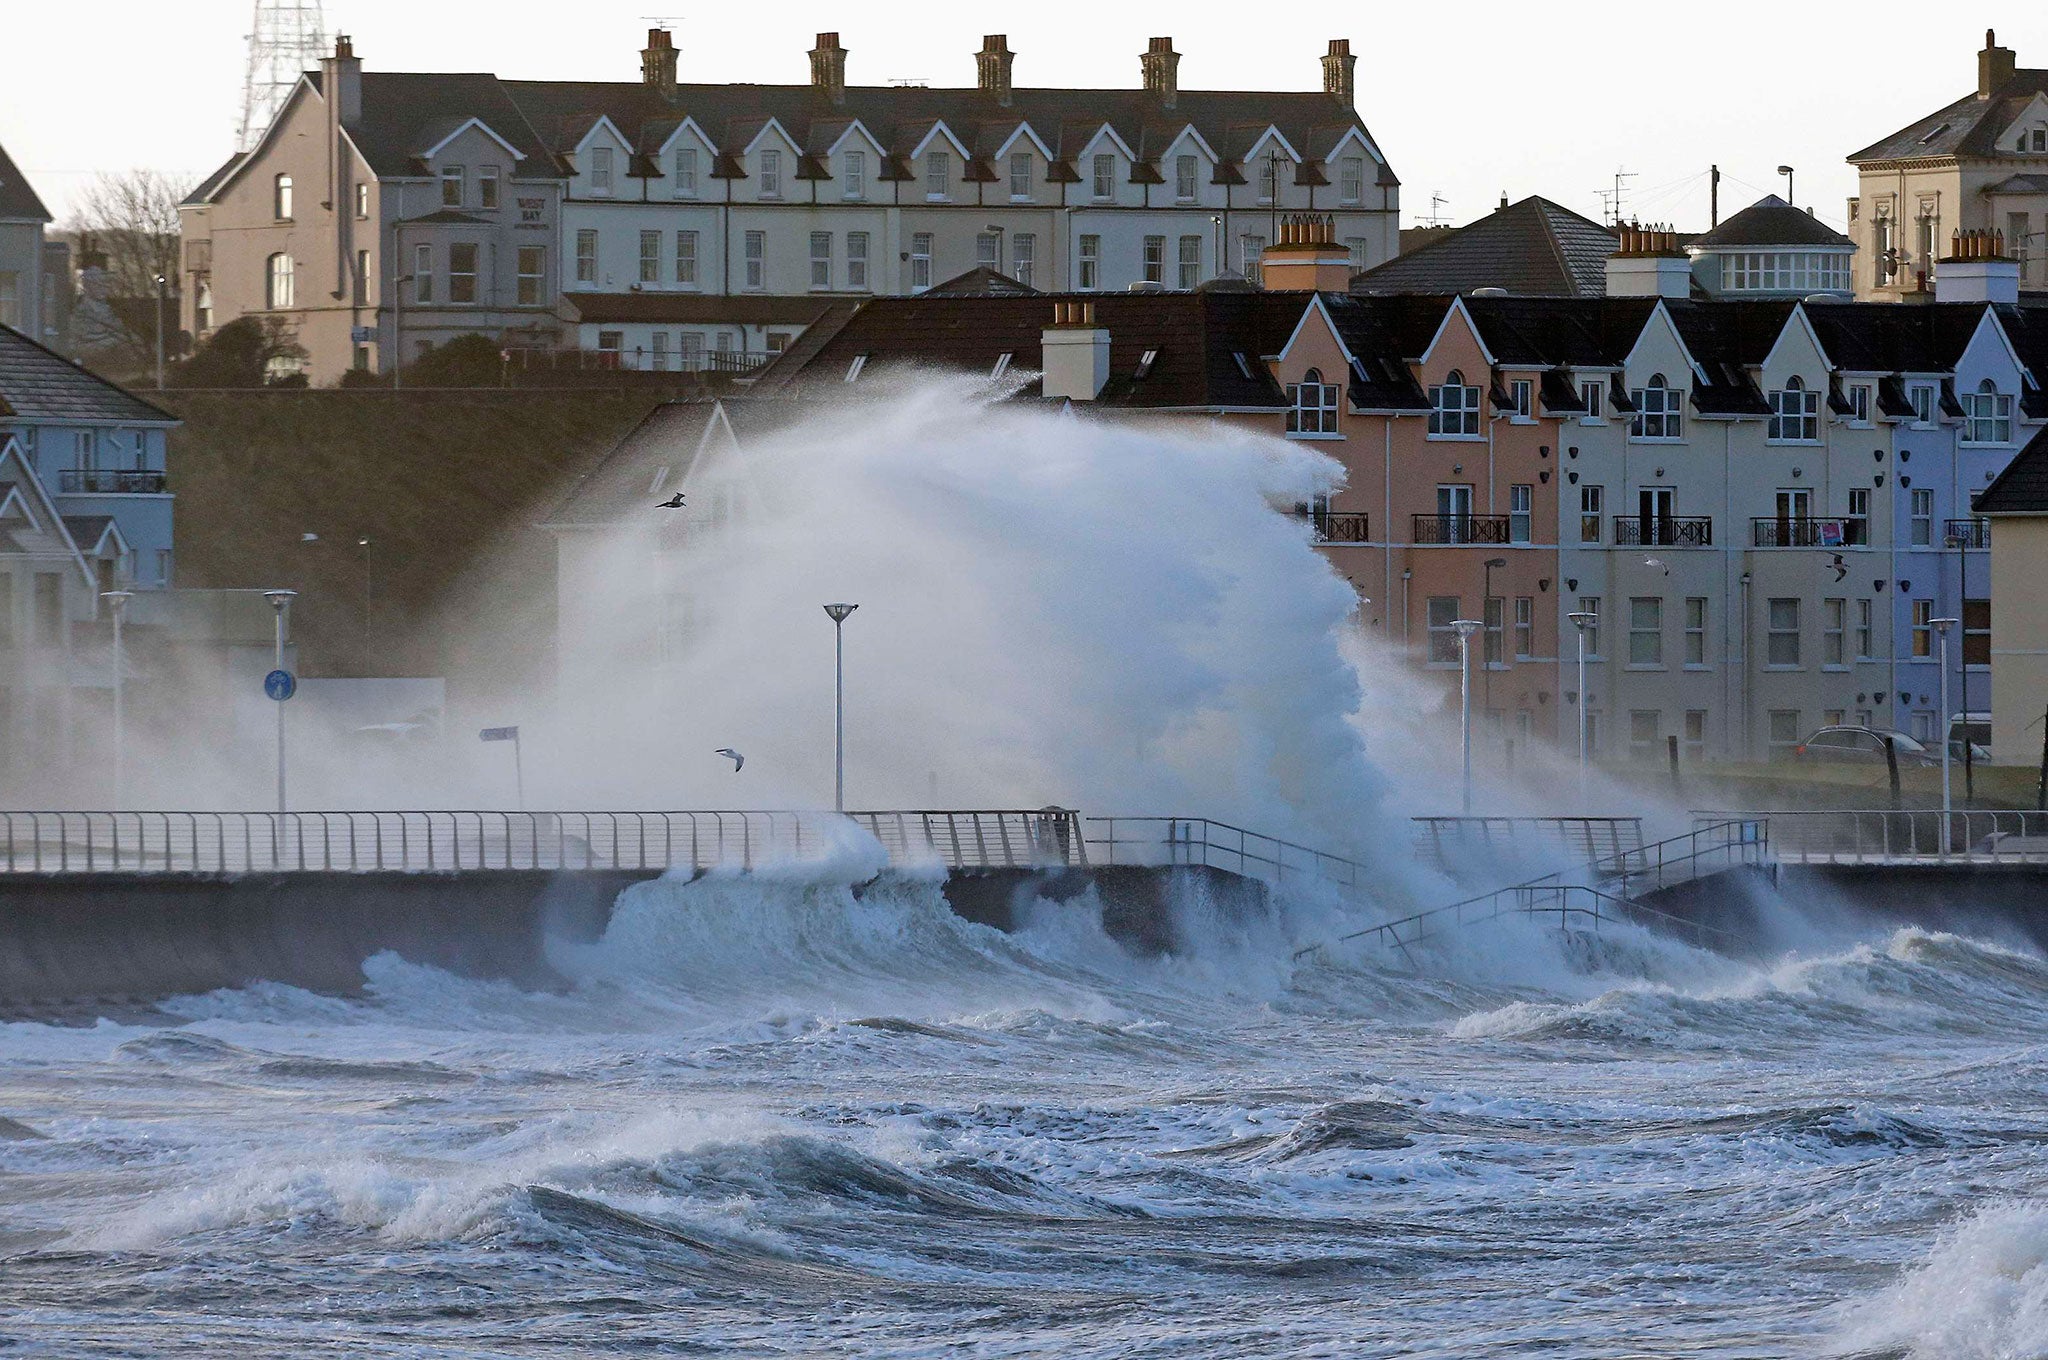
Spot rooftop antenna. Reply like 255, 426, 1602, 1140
1608, 166, 1637, 226
237, 0, 328, 151
1422, 191, 1450, 228
639, 14, 684, 28
888, 77, 930, 87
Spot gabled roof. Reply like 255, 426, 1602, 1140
1459, 295, 1660, 367
182, 151, 247, 207
1351, 196, 1616, 298
1690, 195, 1852, 250
313, 71, 556, 179
0, 139, 51, 223
924, 266, 1040, 296
1976, 423, 2048, 513
0, 324, 178, 424
1851, 70, 2048, 163
1802, 301, 1985, 374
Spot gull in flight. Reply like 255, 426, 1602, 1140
715, 748, 744, 772
1643, 557, 1669, 576
658, 492, 686, 509
1827, 552, 1849, 583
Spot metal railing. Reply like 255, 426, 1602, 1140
59, 469, 168, 494
0, 809, 1087, 876
1084, 817, 1369, 896
1311, 511, 1371, 544
1613, 515, 1713, 547
1590, 818, 1768, 897
1411, 513, 1515, 545
1751, 516, 1867, 548
1411, 816, 1645, 871
1697, 809, 2048, 865
1944, 518, 1991, 549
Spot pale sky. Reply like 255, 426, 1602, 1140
1, 0, 2032, 234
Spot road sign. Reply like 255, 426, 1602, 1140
264, 669, 296, 702
479, 726, 519, 742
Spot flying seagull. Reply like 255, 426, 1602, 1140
715, 748, 744, 772
658, 492, 687, 509
1643, 557, 1669, 576
1828, 552, 1849, 583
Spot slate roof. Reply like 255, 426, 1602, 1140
1850, 71, 2048, 163
0, 140, 51, 223
1351, 197, 1616, 298
310, 72, 558, 179
557, 292, 851, 326
924, 267, 1039, 296
0, 325, 178, 424
1460, 295, 1660, 367
61, 515, 120, 552
181, 152, 247, 207
1803, 301, 1984, 374
1975, 423, 2048, 512
1691, 196, 1852, 250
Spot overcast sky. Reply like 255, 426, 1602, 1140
2, 0, 2027, 233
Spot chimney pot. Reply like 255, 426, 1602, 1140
977, 34, 1015, 106
810, 32, 848, 106
642, 28, 679, 102
1980, 28, 2017, 99
1322, 38, 1357, 107
1140, 36, 1180, 110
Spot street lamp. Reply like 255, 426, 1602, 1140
1932, 616, 1958, 840
1452, 618, 1483, 815
153, 275, 168, 391
358, 537, 373, 654
264, 590, 297, 818
1568, 610, 1598, 798
101, 590, 134, 808
1778, 165, 1795, 203
823, 603, 858, 813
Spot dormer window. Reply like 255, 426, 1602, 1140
1428, 369, 1482, 438
440, 166, 465, 209
844, 150, 865, 199
1339, 156, 1365, 205
1092, 154, 1114, 200
1768, 376, 1819, 442
1258, 156, 1280, 204
1175, 154, 1198, 201
760, 149, 782, 198
1009, 152, 1032, 200
926, 149, 950, 201
673, 148, 698, 198
1508, 378, 1533, 419
273, 174, 293, 220
1287, 367, 1339, 434
1630, 373, 1683, 439
1963, 379, 2014, 444
589, 146, 614, 196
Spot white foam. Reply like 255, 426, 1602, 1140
1835, 1200, 2048, 1359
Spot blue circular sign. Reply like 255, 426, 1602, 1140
264, 669, 297, 702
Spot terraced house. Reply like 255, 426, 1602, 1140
179, 30, 1399, 384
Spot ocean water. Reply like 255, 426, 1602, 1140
3, 866, 2046, 1358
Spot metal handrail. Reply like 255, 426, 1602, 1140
1083, 817, 1369, 894
1297, 878, 1741, 964
1695, 809, 2048, 865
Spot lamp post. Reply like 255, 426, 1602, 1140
823, 603, 858, 812
264, 590, 296, 817
358, 536, 373, 655
1568, 610, 1597, 798
153, 274, 168, 391
1453, 618, 1483, 815
101, 590, 134, 807
1933, 617, 1958, 840
1778, 164, 1795, 204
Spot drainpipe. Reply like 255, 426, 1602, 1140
1383, 420, 1393, 639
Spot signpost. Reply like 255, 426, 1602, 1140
262, 591, 296, 822
480, 725, 524, 808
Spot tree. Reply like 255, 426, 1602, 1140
65, 169, 189, 369
169, 316, 308, 389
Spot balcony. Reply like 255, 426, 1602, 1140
1613, 515, 1713, 547
59, 469, 168, 494
1311, 511, 1371, 544
1944, 518, 1990, 549
1751, 516, 1868, 548
1412, 513, 1513, 545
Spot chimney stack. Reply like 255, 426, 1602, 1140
1042, 301, 1112, 401
1604, 223, 1693, 298
810, 32, 848, 106
1259, 214, 1354, 291
1937, 228, 2022, 302
977, 35, 1015, 107
322, 34, 361, 127
642, 28, 678, 102
1140, 37, 1180, 110
1980, 28, 2017, 99
1322, 39, 1356, 107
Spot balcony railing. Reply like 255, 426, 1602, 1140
1311, 511, 1371, 544
1613, 515, 1713, 547
1751, 516, 1867, 548
1944, 518, 1990, 549
58, 469, 167, 494
1412, 513, 1513, 545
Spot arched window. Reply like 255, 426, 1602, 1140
1769, 375, 1819, 442
1630, 373, 1683, 439
265, 253, 294, 310
1964, 378, 2014, 445
1428, 368, 1481, 437
1287, 366, 1339, 435
273, 174, 293, 220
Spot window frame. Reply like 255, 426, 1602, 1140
1628, 596, 1664, 668
846, 232, 869, 291
926, 149, 950, 201
273, 173, 294, 220
911, 232, 933, 292
516, 245, 545, 306
673, 147, 699, 198
1008, 151, 1031, 201
1092, 153, 1115, 200
1684, 596, 1708, 667
1767, 376, 1820, 443
1426, 596, 1462, 666
1078, 235, 1101, 290
1175, 153, 1199, 202
759, 148, 783, 199
1427, 369, 1483, 439
1579, 485, 1604, 544
588, 147, 613, 196
810, 231, 833, 290
674, 230, 698, 286
1630, 374, 1684, 440
265, 252, 295, 309
1766, 597, 1802, 668
446, 241, 478, 305
1285, 368, 1340, 436
743, 230, 766, 291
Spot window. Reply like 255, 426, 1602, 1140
1857, 599, 1874, 659
978, 232, 1001, 271
1509, 484, 1532, 543
639, 230, 661, 284
1849, 383, 1872, 423
1092, 153, 1115, 199
1578, 597, 1602, 658
811, 232, 832, 290
274, 174, 293, 219
1684, 710, 1707, 761
1427, 597, 1462, 664
1909, 382, 1936, 426
1910, 488, 1934, 546
1339, 156, 1365, 204
1629, 597, 1664, 666
1685, 597, 1708, 666
1723, 251, 1851, 293
516, 246, 545, 305
265, 253, 294, 308
1847, 487, 1871, 536
1768, 377, 1820, 441
1143, 236, 1164, 284
1630, 711, 1662, 762
1258, 156, 1279, 203
1963, 379, 2014, 444
575, 229, 597, 284
414, 243, 434, 303
674, 148, 698, 197
744, 231, 766, 290
1508, 379, 1533, 419
1823, 597, 1846, 666
1347, 238, 1370, 272
590, 147, 613, 195
1580, 379, 1605, 420
448, 242, 477, 303
1965, 597, 1990, 666
1874, 214, 1895, 283
760, 149, 782, 198
1286, 369, 1339, 435
1428, 369, 1482, 437
1009, 152, 1031, 199
675, 230, 697, 286
844, 150, 865, 199
651, 331, 670, 371
679, 332, 705, 371
1514, 596, 1534, 660
479, 165, 500, 210
911, 232, 933, 291
1079, 235, 1100, 290
354, 183, 369, 219
1242, 235, 1266, 285
1768, 710, 1803, 761
926, 149, 949, 200
847, 232, 869, 290
1484, 596, 1504, 666
1176, 153, 1199, 201
1012, 234, 1034, 288
1767, 598, 1801, 666
1178, 236, 1201, 289
1580, 485, 1604, 544
1912, 598, 1933, 658
596, 331, 622, 359
1631, 374, 1683, 438
353, 248, 368, 306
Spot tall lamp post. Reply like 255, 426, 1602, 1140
101, 590, 134, 807
1778, 165, 1795, 204
264, 590, 297, 816
153, 274, 168, 391
1933, 617, 1958, 842
823, 603, 858, 813
1453, 618, 1483, 815
1568, 610, 1597, 799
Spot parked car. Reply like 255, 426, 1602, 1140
1947, 712, 1992, 765
1792, 726, 1939, 766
